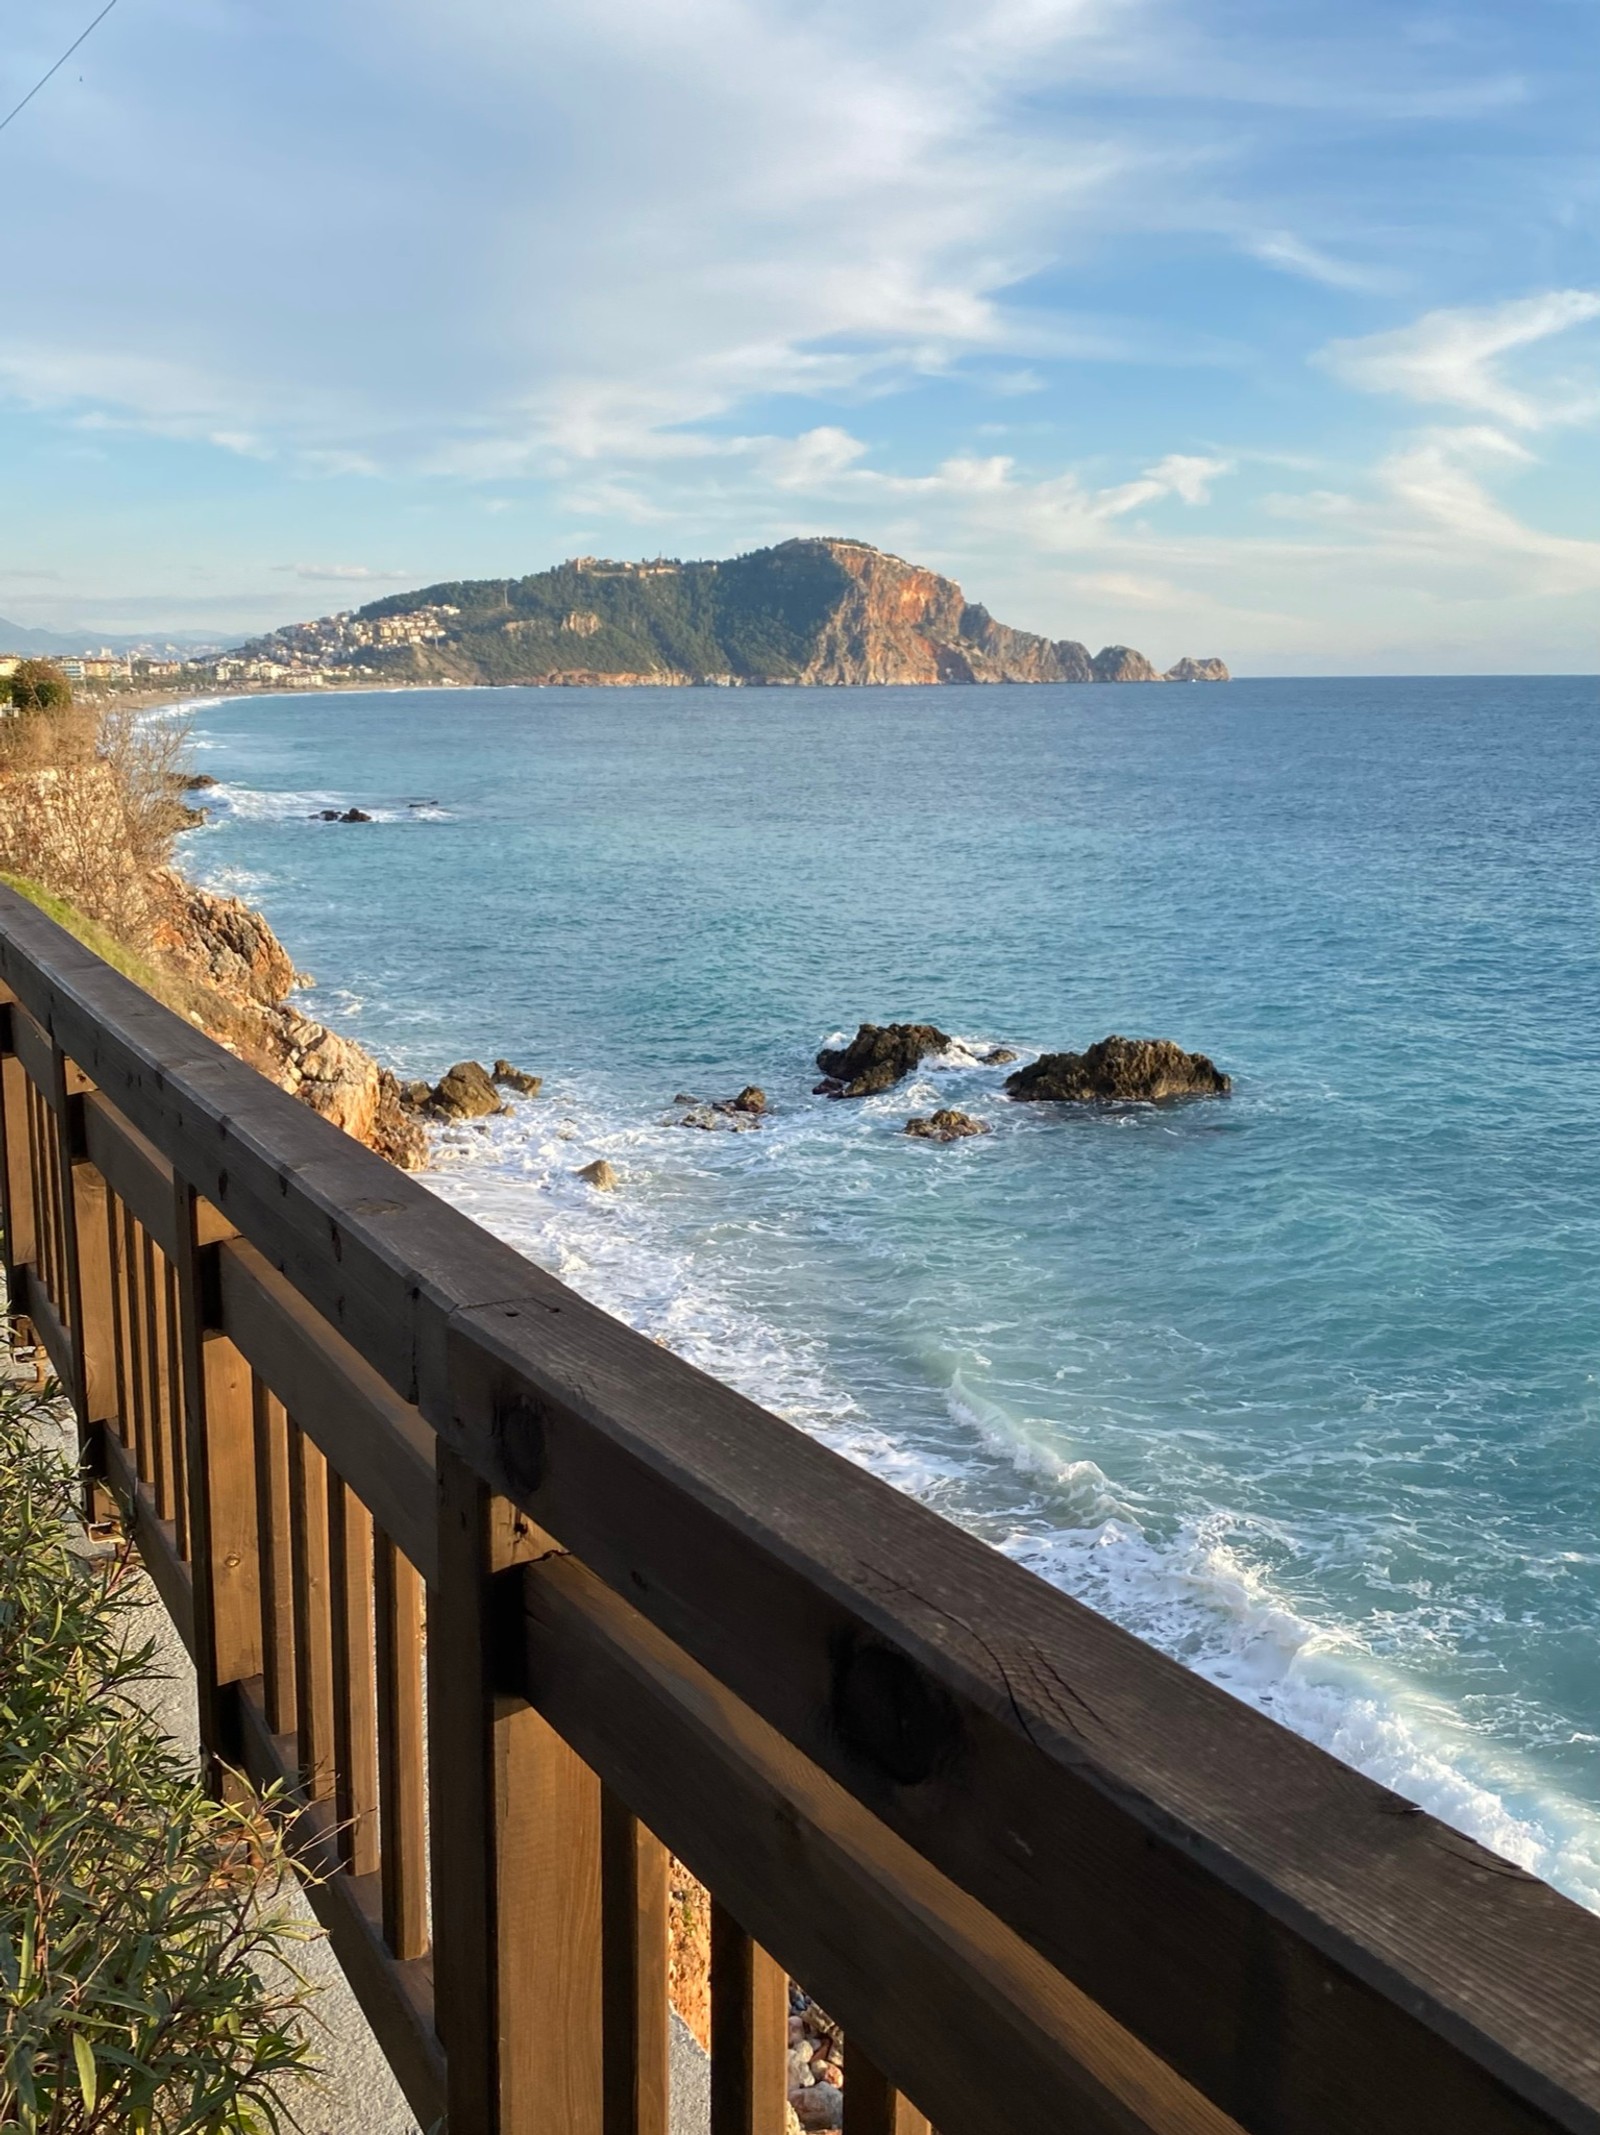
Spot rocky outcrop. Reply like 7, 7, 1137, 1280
146, 875, 428, 1168
905, 1109, 990, 1141
815, 1023, 953, 1098
148, 871, 303, 1005
492, 1058, 543, 1095
1092, 645, 1161, 683
1165, 657, 1230, 682
1006, 1036, 1230, 1103
576, 1158, 618, 1190
425, 1060, 506, 1120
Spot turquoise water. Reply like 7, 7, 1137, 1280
179, 676, 1600, 1906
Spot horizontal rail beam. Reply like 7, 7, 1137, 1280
215, 1238, 436, 1583
514, 1551, 1240, 2135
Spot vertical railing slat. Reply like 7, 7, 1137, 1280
328, 1474, 379, 1875
710, 1904, 789, 2135
288, 1419, 336, 1801
843, 2052, 931, 2135
431, 1450, 603, 2135
375, 1528, 428, 1960
601, 1789, 670, 2135
122, 1207, 151, 1485
143, 1230, 173, 1520
172, 1179, 260, 1776
252, 1379, 298, 1736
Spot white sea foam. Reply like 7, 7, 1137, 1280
416, 1083, 1600, 1916
192, 780, 451, 826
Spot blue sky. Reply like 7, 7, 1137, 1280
1, 0, 1596, 670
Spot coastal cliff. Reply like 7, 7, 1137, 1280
147, 875, 426, 1168
230, 538, 1228, 690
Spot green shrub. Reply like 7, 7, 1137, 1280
0, 1384, 319, 2131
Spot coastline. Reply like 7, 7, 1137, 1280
171, 677, 1600, 1924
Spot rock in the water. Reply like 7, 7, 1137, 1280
1006, 1036, 1230, 1103
984, 1046, 1018, 1064
1092, 645, 1161, 683
397, 1078, 433, 1111
1164, 656, 1230, 683
338, 807, 373, 823
729, 1085, 766, 1114
492, 1058, 543, 1096
577, 1158, 618, 1190
815, 1022, 953, 1098
905, 1108, 990, 1142
313, 808, 342, 820
426, 1059, 506, 1120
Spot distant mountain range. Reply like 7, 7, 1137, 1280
0, 617, 220, 658
229, 539, 1228, 687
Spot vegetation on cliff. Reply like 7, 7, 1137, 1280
233, 538, 1229, 689
0, 687, 423, 1167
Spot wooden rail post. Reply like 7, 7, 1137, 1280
172, 1179, 261, 1780
0, 993, 35, 1308
710, 1904, 789, 2135
430, 1444, 603, 2135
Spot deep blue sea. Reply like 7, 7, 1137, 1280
177, 676, 1600, 1907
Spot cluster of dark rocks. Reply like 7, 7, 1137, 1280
804, 1021, 1229, 1145
310, 806, 372, 823
672, 1086, 768, 1132
398, 1056, 542, 1121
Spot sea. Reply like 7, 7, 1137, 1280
175, 675, 1600, 1909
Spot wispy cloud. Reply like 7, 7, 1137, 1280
1319, 291, 1600, 428
273, 563, 413, 583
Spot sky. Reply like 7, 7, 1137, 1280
0, 0, 1596, 672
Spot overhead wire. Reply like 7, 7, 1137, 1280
0, 0, 123, 138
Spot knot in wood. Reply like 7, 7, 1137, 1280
491, 1388, 546, 1498
829, 1634, 960, 1788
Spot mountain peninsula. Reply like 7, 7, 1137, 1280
230, 538, 1228, 690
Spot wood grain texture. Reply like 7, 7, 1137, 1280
430, 1451, 604, 2135
602, 1790, 670, 2135
288, 1421, 335, 1802
516, 1551, 1240, 2135
328, 1476, 379, 1876
844, 2051, 932, 2135
252, 1381, 298, 1735
216, 1237, 436, 1582
710, 1905, 789, 2135
374, 1530, 428, 1962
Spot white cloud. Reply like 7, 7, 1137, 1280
1320, 291, 1600, 429
1246, 232, 1390, 294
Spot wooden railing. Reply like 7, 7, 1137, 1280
2, 878, 1598, 2135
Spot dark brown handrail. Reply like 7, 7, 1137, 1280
1, 878, 1596, 2135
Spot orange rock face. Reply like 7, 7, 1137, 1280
795, 541, 1093, 685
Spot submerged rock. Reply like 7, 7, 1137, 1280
339, 807, 373, 823
577, 1158, 618, 1190
815, 1022, 954, 1098
905, 1108, 990, 1142
984, 1046, 1018, 1065
426, 1059, 506, 1120
1006, 1036, 1230, 1103
492, 1058, 543, 1095
674, 1086, 767, 1129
